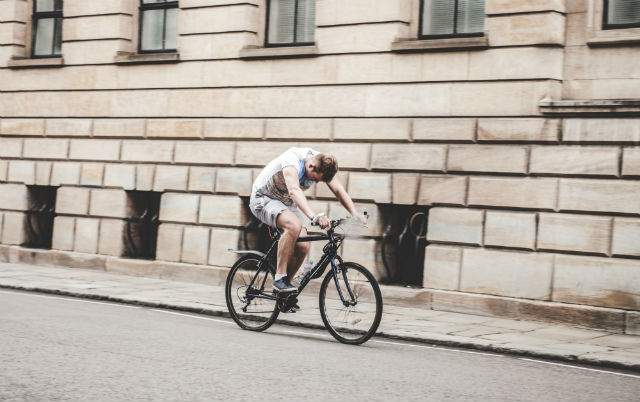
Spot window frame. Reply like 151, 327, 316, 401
138, 0, 179, 54
417, 0, 485, 40
602, 0, 640, 30
31, 0, 63, 59
265, 0, 315, 48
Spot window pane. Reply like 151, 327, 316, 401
607, 0, 640, 25
456, 0, 485, 33
421, 0, 455, 36
53, 16, 62, 55
36, 0, 55, 12
33, 17, 54, 55
268, 0, 295, 44
164, 7, 178, 50
141, 9, 164, 50
296, 0, 315, 43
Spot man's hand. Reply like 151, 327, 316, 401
317, 215, 330, 229
354, 213, 368, 226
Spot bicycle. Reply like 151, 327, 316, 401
225, 216, 383, 345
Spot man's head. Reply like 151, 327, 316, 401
307, 153, 338, 183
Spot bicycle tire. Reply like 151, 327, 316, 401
225, 255, 279, 331
319, 262, 383, 345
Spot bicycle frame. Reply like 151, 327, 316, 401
244, 228, 357, 307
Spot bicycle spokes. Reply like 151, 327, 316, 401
320, 263, 383, 344
226, 257, 279, 330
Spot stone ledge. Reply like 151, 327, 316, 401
239, 45, 318, 60
114, 52, 180, 65
587, 34, 640, 47
8, 57, 64, 69
391, 35, 488, 53
588, 36, 640, 47
539, 99, 640, 116
0, 244, 632, 334
430, 289, 628, 333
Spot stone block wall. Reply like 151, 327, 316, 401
0, 0, 639, 313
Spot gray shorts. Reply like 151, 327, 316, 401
249, 193, 305, 229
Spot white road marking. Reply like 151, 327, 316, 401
151, 309, 233, 325
0, 289, 140, 308
519, 358, 640, 379
373, 339, 505, 357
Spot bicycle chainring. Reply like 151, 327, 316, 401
276, 292, 299, 312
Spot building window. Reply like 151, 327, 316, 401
139, 0, 178, 53
32, 0, 63, 58
266, 0, 315, 47
419, 0, 485, 39
603, 0, 640, 29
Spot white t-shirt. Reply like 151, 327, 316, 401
252, 147, 319, 205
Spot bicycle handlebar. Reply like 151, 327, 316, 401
310, 211, 367, 229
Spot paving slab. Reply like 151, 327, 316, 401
0, 261, 638, 372
449, 326, 508, 338
582, 334, 640, 349
525, 326, 610, 342
479, 318, 549, 332
479, 332, 565, 346
538, 342, 614, 355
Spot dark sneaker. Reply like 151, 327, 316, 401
282, 303, 300, 314
273, 277, 297, 293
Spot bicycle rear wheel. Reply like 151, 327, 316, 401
225, 255, 279, 331
319, 262, 383, 345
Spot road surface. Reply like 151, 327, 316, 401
1, 289, 638, 402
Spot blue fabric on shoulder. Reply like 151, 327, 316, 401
298, 158, 306, 185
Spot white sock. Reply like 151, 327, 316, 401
275, 273, 287, 281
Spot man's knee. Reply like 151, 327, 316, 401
296, 240, 310, 255
277, 211, 303, 235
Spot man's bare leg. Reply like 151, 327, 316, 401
287, 227, 310, 279
275, 210, 303, 278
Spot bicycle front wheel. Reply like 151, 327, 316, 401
225, 255, 279, 331
319, 262, 383, 345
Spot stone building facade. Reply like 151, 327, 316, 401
0, 0, 639, 330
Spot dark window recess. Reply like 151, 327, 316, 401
240, 197, 277, 270
139, 0, 178, 53
603, 0, 640, 29
32, 0, 63, 58
380, 205, 429, 287
124, 191, 161, 259
241, 197, 272, 254
266, 0, 316, 47
24, 186, 57, 249
419, 0, 485, 39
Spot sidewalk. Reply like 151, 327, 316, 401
1, 261, 639, 372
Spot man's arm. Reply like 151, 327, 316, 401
283, 166, 330, 228
326, 177, 368, 224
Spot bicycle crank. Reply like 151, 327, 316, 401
276, 292, 299, 312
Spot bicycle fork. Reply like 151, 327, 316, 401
331, 255, 357, 307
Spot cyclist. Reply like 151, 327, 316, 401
249, 147, 367, 294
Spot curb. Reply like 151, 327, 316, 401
2, 283, 638, 373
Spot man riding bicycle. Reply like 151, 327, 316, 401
249, 147, 368, 294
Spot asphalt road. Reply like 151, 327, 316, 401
1, 289, 638, 402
